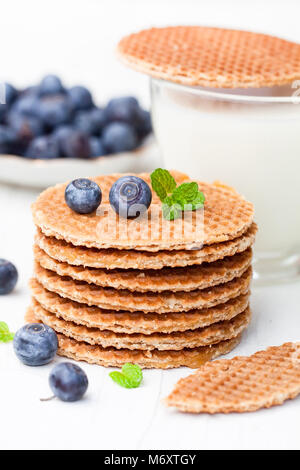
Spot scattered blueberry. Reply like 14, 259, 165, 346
0, 259, 18, 295
102, 122, 138, 153
39, 74, 65, 96
37, 94, 73, 128
25, 136, 60, 159
109, 175, 152, 218
65, 178, 102, 214
60, 130, 91, 158
49, 362, 88, 402
73, 107, 106, 135
105, 96, 140, 125
13, 323, 58, 366
68, 86, 93, 111
89, 137, 106, 158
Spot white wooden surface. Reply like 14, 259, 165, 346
0, 183, 300, 450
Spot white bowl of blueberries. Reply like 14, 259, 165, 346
0, 75, 160, 188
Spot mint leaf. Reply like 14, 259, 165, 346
188, 190, 205, 210
172, 182, 199, 204
109, 371, 133, 389
122, 363, 143, 387
150, 168, 176, 202
109, 363, 143, 389
162, 201, 182, 221
150, 169, 205, 221
0, 322, 14, 343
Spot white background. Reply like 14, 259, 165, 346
1, 0, 300, 451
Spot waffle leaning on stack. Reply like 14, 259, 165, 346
26, 170, 256, 369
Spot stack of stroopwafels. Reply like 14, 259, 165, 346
26, 171, 256, 369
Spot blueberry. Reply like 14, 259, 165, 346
0, 125, 17, 153
105, 96, 140, 125
37, 94, 73, 128
68, 86, 93, 111
13, 323, 58, 366
4, 83, 18, 106
89, 137, 106, 158
25, 136, 60, 159
10, 94, 40, 118
39, 75, 65, 96
65, 178, 102, 214
109, 175, 152, 218
73, 107, 106, 135
49, 362, 88, 402
7, 112, 44, 143
60, 130, 91, 158
136, 108, 152, 139
102, 122, 138, 153
0, 259, 18, 295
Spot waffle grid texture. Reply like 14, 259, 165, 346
118, 26, 300, 88
28, 171, 255, 368
165, 343, 300, 412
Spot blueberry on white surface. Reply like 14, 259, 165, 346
65, 178, 102, 214
13, 323, 58, 366
49, 362, 88, 402
102, 122, 138, 153
0, 259, 18, 295
109, 175, 152, 218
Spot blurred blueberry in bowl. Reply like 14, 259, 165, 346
105, 96, 140, 125
10, 94, 40, 117
136, 108, 152, 139
102, 122, 138, 153
4, 83, 18, 106
37, 94, 73, 128
0, 75, 152, 162
39, 74, 65, 96
7, 112, 44, 143
60, 129, 91, 158
0, 125, 17, 153
74, 107, 106, 135
89, 137, 106, 158
68, 86, 93, 111
25, 136, 60, 159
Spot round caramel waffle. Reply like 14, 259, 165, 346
35, 223, 257, 270
34, 244, 252, 293
25, 306, 243, 369
30, 299, 250, 351
32, 172, 254, 252
33, 262, 252, 313
118, 26, 300, 88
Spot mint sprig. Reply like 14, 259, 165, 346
109, 363, 143, 389
150, 169, 205, 220
0, 322, 14, 343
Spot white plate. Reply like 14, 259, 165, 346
0, 138, 162, 188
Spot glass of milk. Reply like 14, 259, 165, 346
151, 78, 300, 284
